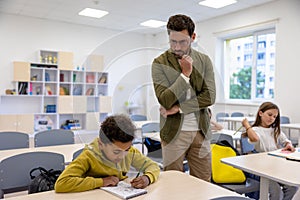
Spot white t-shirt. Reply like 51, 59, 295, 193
249, 126, 291, 152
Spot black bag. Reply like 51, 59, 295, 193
144, 137, 161, 153
28, 167, 62, 194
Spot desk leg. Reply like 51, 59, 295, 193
260, 177, 269, 200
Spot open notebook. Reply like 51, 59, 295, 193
101, 181, 147, 199
268, 148, 300, 161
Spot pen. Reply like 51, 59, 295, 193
233, 125, 243, 135
135, 160, 147, 178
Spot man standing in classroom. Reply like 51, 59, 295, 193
151, 14, 216, 181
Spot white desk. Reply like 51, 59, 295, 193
219, 116, 255, 130
0, 143, 84, 164
221, 152, 300, 200
5, 171, 242, 200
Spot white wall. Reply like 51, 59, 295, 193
0, 13, 159, 117
1, 0, 299, 123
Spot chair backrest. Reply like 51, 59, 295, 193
211, 133, 234, 147
216, 112, 229, 122
240, 136, 256, 155
280, 116, 290, 124
0, 151, 65, 197
34, 129, 74, 147
141, 122, 160, 133
141, 122, 161, 159
231, 112, 244, 117
0, 132, 29, 150
72, 148, 84, 161
130, 114, 147, 121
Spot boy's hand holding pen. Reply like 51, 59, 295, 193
130, 160, 149, 189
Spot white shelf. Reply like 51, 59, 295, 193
0, 50, 110, 133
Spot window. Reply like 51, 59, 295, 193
223, 29, 276, 101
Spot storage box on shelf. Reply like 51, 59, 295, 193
0, 51, 111, 133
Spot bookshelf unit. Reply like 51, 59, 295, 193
0, 51, 110, 133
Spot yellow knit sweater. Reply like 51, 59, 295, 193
55, 138, 160, 193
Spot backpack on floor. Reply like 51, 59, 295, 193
211, 140, 246, 184
28, 167, 62, 194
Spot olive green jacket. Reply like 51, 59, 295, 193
152, 49, 216, 143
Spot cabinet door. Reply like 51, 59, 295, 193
58, 52, 74, 70
0, 115, 18, 131
13, 61, 30, 82
73, 96, 87, 113
57, 96, 73, 114
86, 112, 100, 130
99, 96, 112, 113
17, 114, 34, 133
57, 96, 86, 114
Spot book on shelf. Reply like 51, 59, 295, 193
45, 85, 53, 95
18, 82, 28, 95
98, 75, 107, 83
101, 181, 147, 200
86, 74, 95, 83
85, 88, 94, 95
268, 148, 300, 161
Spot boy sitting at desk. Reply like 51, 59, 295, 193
55, 114, 160, 193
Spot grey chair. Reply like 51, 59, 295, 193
34, 129, 74, 147
141, 122, 163, 168
72, 148, 84, 161
142, 122, 160, 156
216, 112, 229, 122
0, 131, 29, 150
0, 151, 65, 198
130, 114, 147, 121
130, 115, 147, 121
280, 116, 290, 124
280, 116, 292, 140
211, 134, 260, 198
231, 112, 244, 117
211, 133, 234, 147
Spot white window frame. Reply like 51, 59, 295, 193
214, 21, 277, 105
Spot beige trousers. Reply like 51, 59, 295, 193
161, 131, 211, 182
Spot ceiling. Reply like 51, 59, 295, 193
0, 0, 276, 33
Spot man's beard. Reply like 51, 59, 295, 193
172, 45, 191, 59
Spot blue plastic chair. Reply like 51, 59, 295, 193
216, 112, 229, 122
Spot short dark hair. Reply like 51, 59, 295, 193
99, 114, 135, 144
167, 14, 195, 37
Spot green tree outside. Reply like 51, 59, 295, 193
230, 67, 252, 99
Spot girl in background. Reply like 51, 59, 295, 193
242, 102, 298, 200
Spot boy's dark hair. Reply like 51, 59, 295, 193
167, 14, 195, 37
99, 114, 135, 144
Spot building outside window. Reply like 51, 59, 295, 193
223, 29, 276, 101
